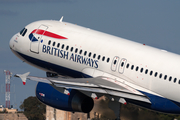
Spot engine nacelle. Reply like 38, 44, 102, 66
36, 82, 94, 113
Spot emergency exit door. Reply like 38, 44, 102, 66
111, 56, 120, 71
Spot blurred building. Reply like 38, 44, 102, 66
46, 105, 102, 120
46, 106, 71, 120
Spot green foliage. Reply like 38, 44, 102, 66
20, 96, 46, 120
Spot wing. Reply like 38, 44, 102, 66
15, 72, 151, 105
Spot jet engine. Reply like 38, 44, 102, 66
36, 82, 94, 113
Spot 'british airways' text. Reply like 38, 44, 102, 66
42, 45, 98, 68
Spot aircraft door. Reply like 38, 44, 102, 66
118, 58, 127, 74
30, 25, 48, 54
111, 56, 119, 71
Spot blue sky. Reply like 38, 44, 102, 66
0, 0, 180, 110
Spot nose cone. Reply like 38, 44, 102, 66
9, 36, 13, 49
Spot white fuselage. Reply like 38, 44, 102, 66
9, 20, 180, 105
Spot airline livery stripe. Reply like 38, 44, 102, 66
31, 29, 67, 39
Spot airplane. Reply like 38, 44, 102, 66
9, 17, 180, 120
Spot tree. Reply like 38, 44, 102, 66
20, 96, 46, 120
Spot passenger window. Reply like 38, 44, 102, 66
75, 48, 78, 53
126, 64, 129, 68
98, 55, 101, 60
79, 50, 82, 54
174, 78, 177, 83
22, 29, 27, 36
57, 43, 60, 47
93, 54, 96, 58
154, 72, 158, 77
102, 56, 105, 61
159, 73, 162, 78
107, 58, 110, 62
66, 46, 69, 50
136, 66, 139, 71
53, 42, 55, 46
164, 75, 167, 80
89, 52, 92, 57
121, 62, 124, 67
169, 76, 172, 81
140, 68, 143, 73
70, 47, 73, 52
84, 51, 87, 56
145, 69, 148, 74
48, 40, 51, 45
179, 80, 180, 84
131, 65, 134, 70
61, 44, 64, 49
150, 71, 153, 76
114, 60, 117, 65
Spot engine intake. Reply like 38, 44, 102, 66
71, 91, 94, 113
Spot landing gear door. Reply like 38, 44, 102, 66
111, 56, 119, 71
30, 25, 48, 54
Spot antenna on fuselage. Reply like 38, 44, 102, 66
59, 16, 63, 22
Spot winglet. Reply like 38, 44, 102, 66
14, 72, 30, 85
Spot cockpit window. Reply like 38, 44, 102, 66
20, 28, 27, 37
20, 28, 25, 35
22, 29, 27, 36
